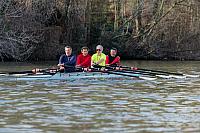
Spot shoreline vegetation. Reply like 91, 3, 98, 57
0, 0, 200, 61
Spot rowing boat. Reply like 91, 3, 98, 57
0, 71, 146, 81
1, 65, 198, 81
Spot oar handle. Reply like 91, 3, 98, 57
32, 68, 59, 73
8, 70, 33, 75
2, 67, 60, 75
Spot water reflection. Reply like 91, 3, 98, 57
0, 61, 200, 132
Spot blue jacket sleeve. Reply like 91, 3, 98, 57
59, 54, 65, 64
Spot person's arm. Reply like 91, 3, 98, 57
76, 55, 81, 66
105, 55, 109, 65
110, 56, 120, 65
58, 54, 64, 66
57, 55, 65, 70
96, 58, 104, 65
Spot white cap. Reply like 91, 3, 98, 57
96, 45, 103, 51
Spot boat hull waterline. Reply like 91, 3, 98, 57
1, 72, 144, 81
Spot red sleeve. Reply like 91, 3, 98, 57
76, 54, 82, 65
110, 56, 120, 65
79, 55, 91, 67
106, 55, 109, 64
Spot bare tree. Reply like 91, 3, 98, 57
0, 0, 200, 61
0, 0, 44, 61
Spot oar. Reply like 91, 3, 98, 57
115, 66, 199, 78
102, 66, 173, 79
101, 66, 172, 79
89, 65, 188, 79
112, 68, 184, 79
0, 68, 59, 76
0, 70, 34, 76
90, 68, 157, 80
90, 65, 160, 80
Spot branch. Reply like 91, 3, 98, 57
133, 0, 188, 39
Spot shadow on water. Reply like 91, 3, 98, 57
0, 61, 200, 132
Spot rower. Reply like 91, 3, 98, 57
57, 46, 76, 72
91, 45, 106, 68
76, 46, 91, 68
106, 47, 120, 67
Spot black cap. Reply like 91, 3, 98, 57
111, 47, 117, 51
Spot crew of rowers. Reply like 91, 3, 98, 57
57, 45, 120, 72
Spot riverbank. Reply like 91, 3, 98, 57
1, 60, 200, 72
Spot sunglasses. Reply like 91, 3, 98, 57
96, 49, 101, 51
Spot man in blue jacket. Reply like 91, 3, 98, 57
58, 46, 76, 72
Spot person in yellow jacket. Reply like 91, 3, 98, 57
91, 45, 106, 67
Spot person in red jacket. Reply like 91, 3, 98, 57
106, 47, 120, 67
76, 46, 91, 68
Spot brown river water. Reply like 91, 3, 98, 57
0, 61, 200, 133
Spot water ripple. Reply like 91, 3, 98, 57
1, 62, 200, 132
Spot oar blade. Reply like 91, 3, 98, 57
139, 76, 157, 80
155, 75, 171, 79
170, 75, 186, 79
183, 74, 199, 78
12, 73, 30, 76
0, 73, 8, 76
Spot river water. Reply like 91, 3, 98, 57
0, 61, 200, 133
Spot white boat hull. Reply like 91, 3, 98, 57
1, 72, 140, 81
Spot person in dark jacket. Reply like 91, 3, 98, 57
58, 46, 76, 72
106, 47, 120, 67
